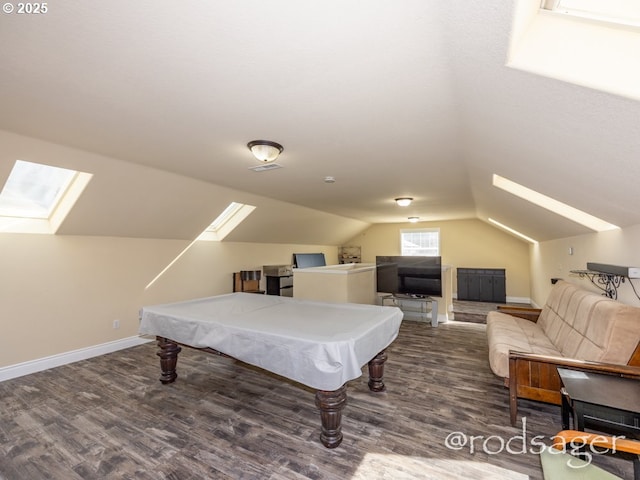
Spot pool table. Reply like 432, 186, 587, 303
139, 292, 403, 448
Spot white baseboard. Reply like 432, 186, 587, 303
506, 296, 532, 304
0, 336, 152, 382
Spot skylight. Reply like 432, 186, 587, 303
197, 202, 256, 241
0, 160, 92, 234
509, 0, 640, 101
0, 160, 76, 219
147, 201, 257, 289
492, 174, 619, 232
488, 218, 538, 244
544, 0, 640, 27
205, 202, 245, 232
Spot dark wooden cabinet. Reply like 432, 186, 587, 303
457, 268, 506, 303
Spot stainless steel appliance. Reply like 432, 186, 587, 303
263, 264, 294, 296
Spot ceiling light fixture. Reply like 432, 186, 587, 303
247, 140, 283, 163
408, 217, 419, 223
395, 197, 413, 207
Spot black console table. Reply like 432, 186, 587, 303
558, 368, 640, 478
558, 367, 640, 437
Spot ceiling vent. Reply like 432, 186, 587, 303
249, 163, 283, 172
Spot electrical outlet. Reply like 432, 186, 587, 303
113, 319, 120, 329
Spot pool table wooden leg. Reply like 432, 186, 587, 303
368, 350, 387, 392
156, 336, 181, 384
315, 385, 347, 448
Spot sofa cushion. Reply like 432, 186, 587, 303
487, 310, 561, 378
538, 281, 640, 365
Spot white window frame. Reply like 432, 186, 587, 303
197, 202, 256, 241
400, 228, 440, 256
509, 1, 640, 102
0, 160, 92, 234
543, 0, 640, 27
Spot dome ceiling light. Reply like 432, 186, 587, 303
247, 140, 284, 163
395, 197, 413, 207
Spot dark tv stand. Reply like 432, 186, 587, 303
381, 294, 439, 327
457, 268, 506, 303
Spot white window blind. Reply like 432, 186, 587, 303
400, 228, 440, 256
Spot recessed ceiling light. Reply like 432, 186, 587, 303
324, 176, 336, 183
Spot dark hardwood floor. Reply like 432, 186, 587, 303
0, 320, 633, 479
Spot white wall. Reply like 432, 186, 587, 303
346, 219, 532, 300
0, 232, 335, 368
6, 218, 640, 371
0, 129, 356, 373
530, 224, 640, 307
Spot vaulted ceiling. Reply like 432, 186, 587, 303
1, 0, 639, 244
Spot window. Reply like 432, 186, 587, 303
400, 228, 440, 256
0, 160, 92, 234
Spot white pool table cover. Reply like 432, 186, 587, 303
139, 293, 403, 390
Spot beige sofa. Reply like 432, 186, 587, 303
486, 280, 640, 425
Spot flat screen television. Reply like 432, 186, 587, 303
376, 255, 442, 298
293, 253, 326, 269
